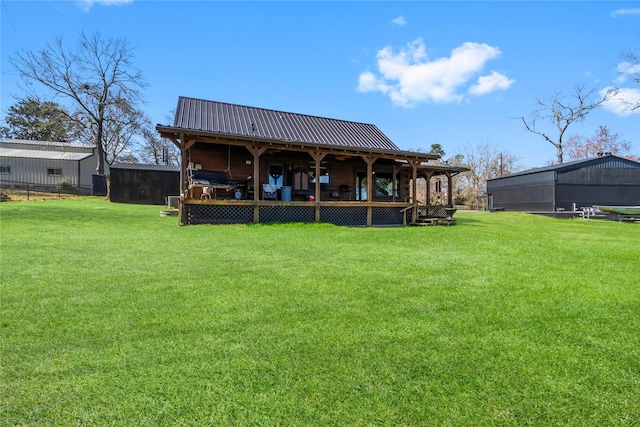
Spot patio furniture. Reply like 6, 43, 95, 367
262, 184, 278, 200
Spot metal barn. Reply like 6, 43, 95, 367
109, 162, 180, 205
0, 139, 99, 194
486, 154, 640, 212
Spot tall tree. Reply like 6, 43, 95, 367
75, 98, 147, 166
623, 52, 639, 113
0, 97, 77, 141
452, 143, 519, 209
138, 110, 180, 165
429, 143, 446, 158
138, 127, 180, 166
521, 85, 614, 164
565, 126, 634, 161
10, 32, 146, 175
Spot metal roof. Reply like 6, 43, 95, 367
172, 97, 400, 151
0, 147, 93, 161
1, 139, 94, 150
489, 154, 640, 181
110, 162, 180, 172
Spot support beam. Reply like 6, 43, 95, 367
410, 161, 419, 223
446, 172, 453, 206
179, 132, 187, 225
247, 145, 267, 222
392, 164, 400, 202
363, 155, 378, 226
310, 151, 327, 222
424, 171, 434, 207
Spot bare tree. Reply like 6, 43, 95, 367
521, 85, 615, 164
624, 52, 639, 112
565, 125, 634, 161
452, 143, 519, 209
10, 32, 147, 175
99, 102, 147, 165
138, 110, 180, 165
138, 127, 180, 166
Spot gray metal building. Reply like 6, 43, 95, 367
486, 154, 640, 212
0, 139, 101, 193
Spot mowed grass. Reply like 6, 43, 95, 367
1, 198, 638, 426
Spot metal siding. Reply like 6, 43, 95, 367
487, 174, 555, 211
0, 157, 78, 185
487, 170, 555, 189
109, 168, 180, 204
556, 184, 640, 210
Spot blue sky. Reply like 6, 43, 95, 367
1, 0, 639, 168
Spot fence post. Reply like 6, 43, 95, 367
27, 184, 30, 200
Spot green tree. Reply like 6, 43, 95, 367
429, 143, 445, 158
0, 98, 76, 141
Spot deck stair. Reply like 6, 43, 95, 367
410, 217, 439, 226
410, 206, 457, 226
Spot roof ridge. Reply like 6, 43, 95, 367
177, 96, 379, 127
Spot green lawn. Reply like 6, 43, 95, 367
1, 198, 638, 426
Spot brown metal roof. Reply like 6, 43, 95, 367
173, 97, 400, 151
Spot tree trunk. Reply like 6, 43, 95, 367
95, 108, 105, 175
556, 144, 563, 164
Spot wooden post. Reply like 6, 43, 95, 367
363, 155, 378, 226
410, 161, 418, 223
392, 164, 399, 202
247, 145, 267, 222
179, 133, 187, 225
310, 151, 327, 222
446, 171, 453, 207
424, 171, 433, 208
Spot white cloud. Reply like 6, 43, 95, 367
615, 60, 640, 84
392, 16, 407, 26
469, 71, 515, 96
611, 8, 640, 18
357, 38, 512, 106
76, 0, 133, 12
601, 87, 640, 116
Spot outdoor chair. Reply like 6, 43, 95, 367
339, 184, 351, 200
262, 184, 278, 200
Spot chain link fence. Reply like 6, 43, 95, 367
0, 180, 93, 201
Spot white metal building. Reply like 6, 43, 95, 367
0, 139, 104, 193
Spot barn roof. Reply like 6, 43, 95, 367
0, 139, 95, 161
489, 154, 640, 181
1, 139, 94, 150
170, 96, 401, 152
0, 147, 93, 161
